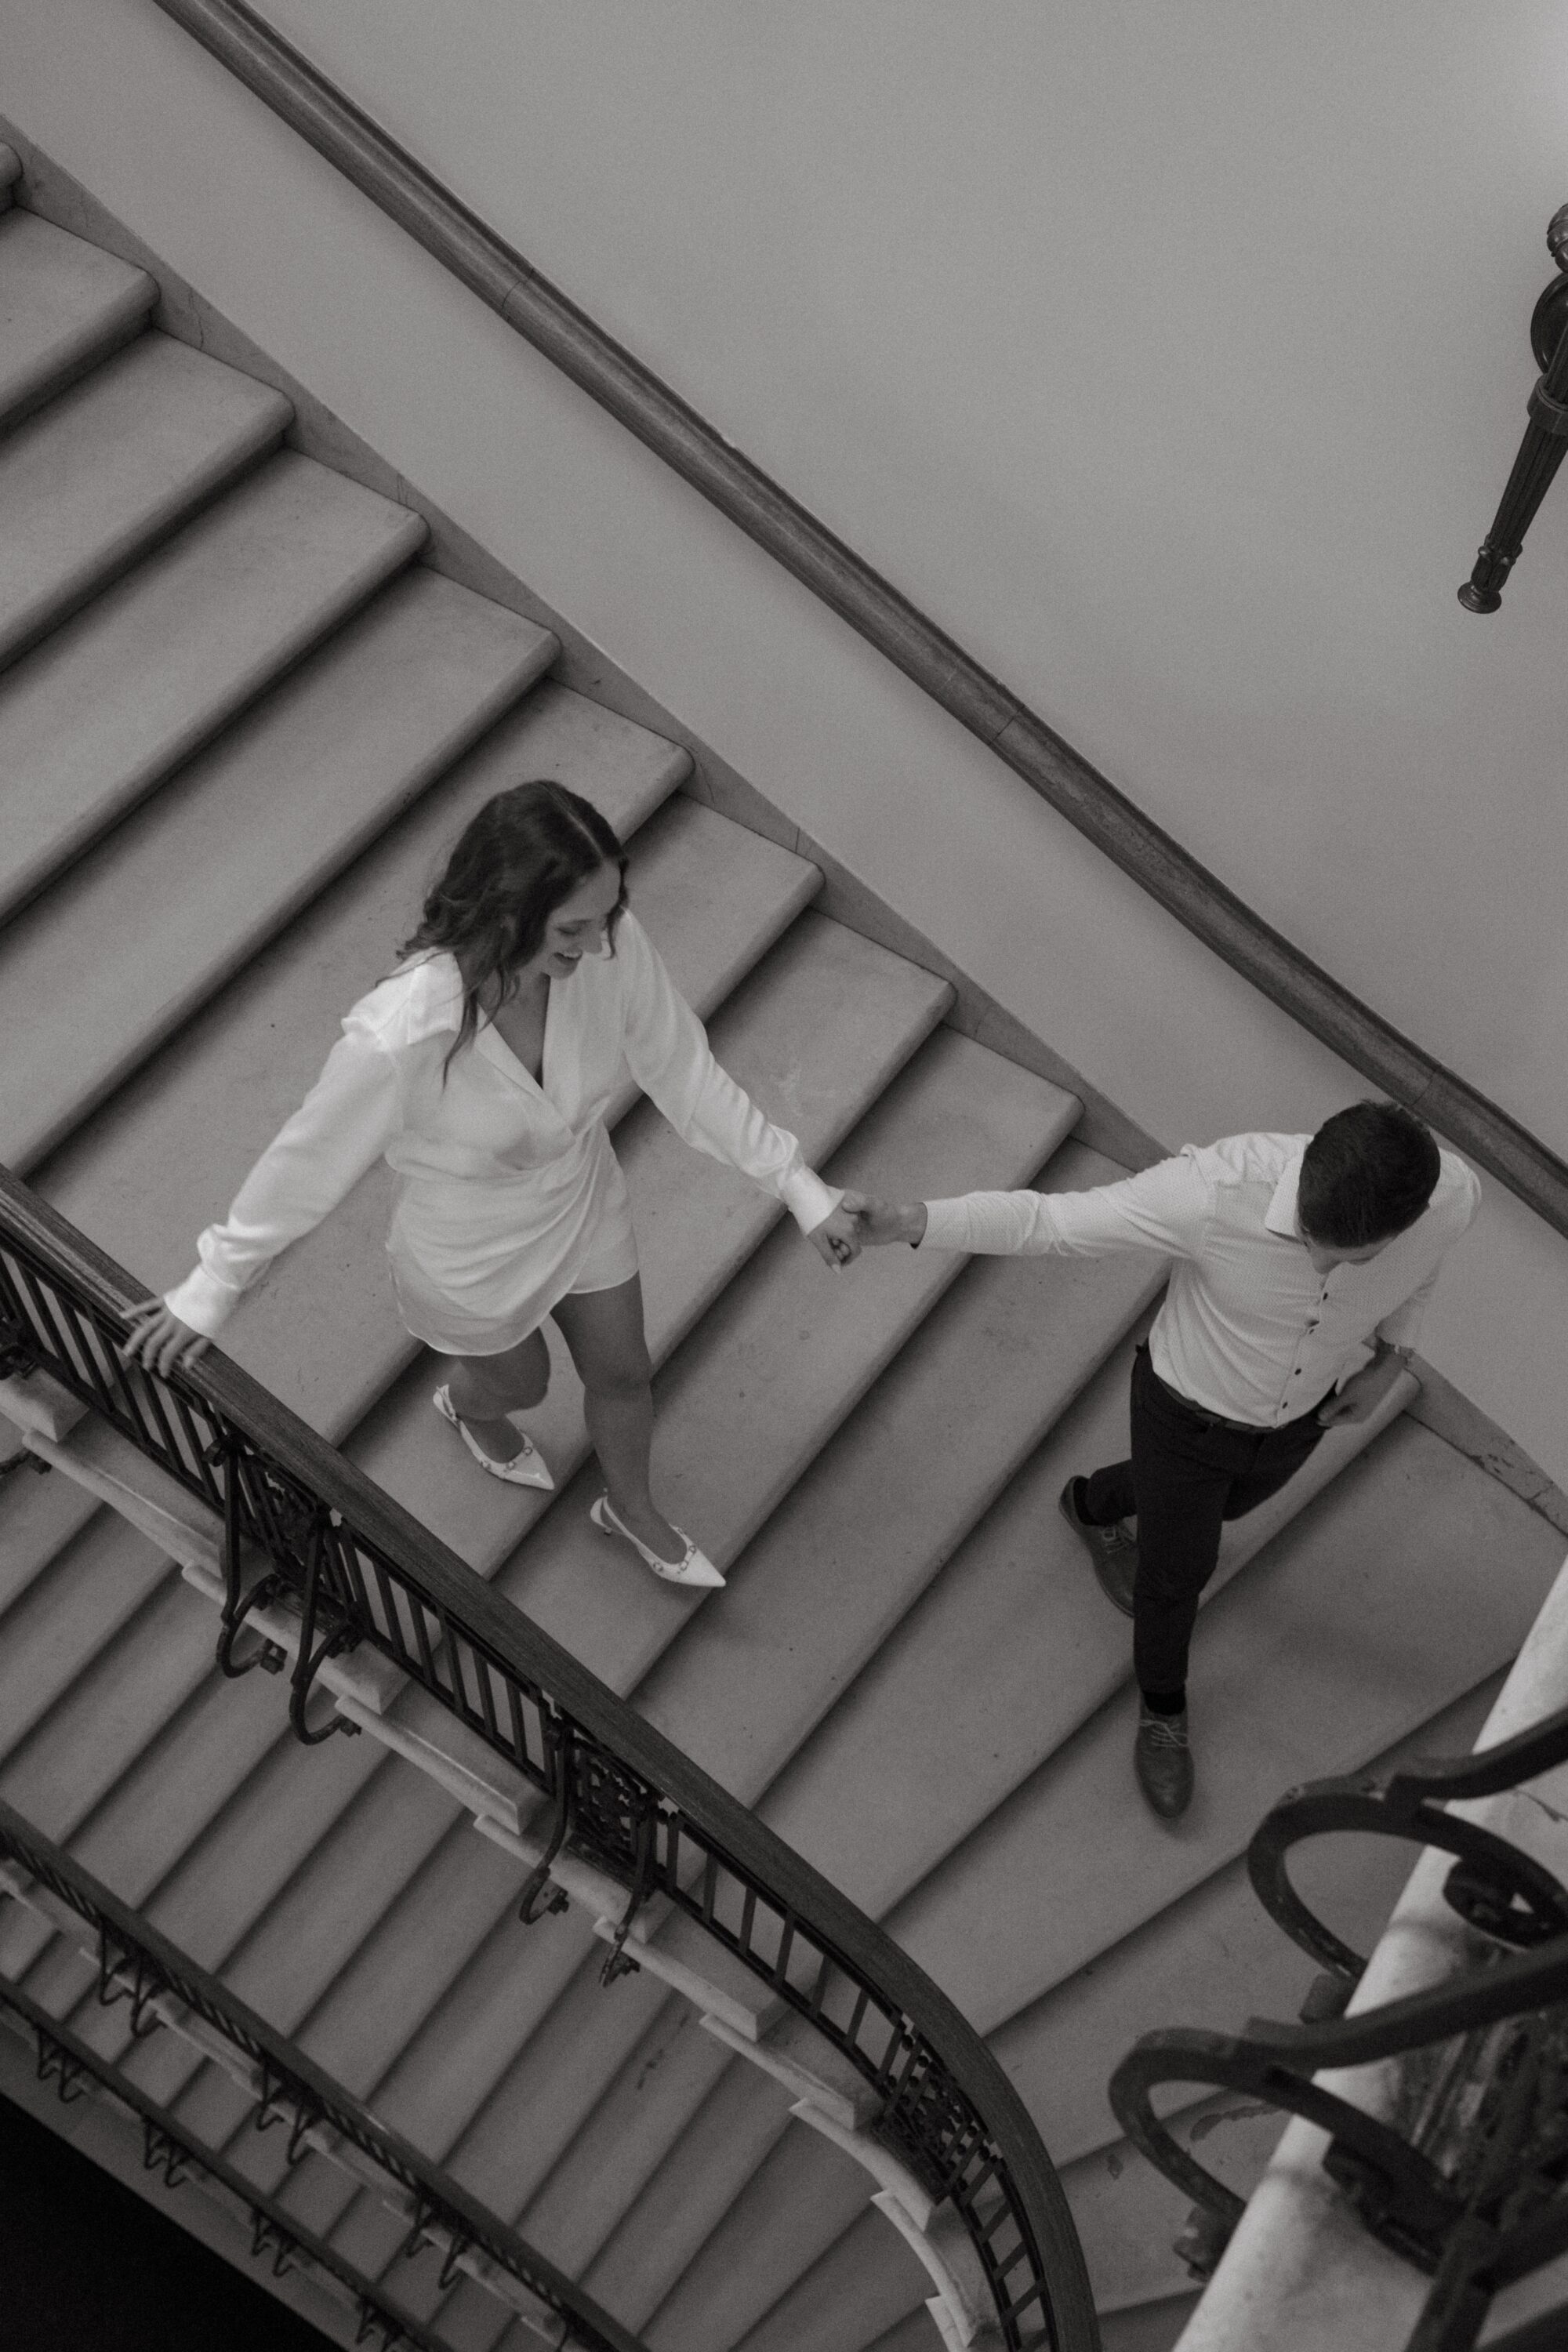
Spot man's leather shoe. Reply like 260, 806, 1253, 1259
1058, 1477, 1138, 1616
1135, 1704, 1193, 1819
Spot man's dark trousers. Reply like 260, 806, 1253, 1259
1081, 1342, 1326, 1697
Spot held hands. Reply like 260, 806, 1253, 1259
836, 1192, 927, 1248
120, 1298, 209, 1381
807, 1203, 865, 1270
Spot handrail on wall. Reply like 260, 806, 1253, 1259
146, 0, 1568, 1244
0, 1163, 1098, 2352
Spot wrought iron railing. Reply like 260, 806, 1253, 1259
0, 1800, 644, 2352
0, 1163, 1097, 2351
1109, 1698, 1568, 2352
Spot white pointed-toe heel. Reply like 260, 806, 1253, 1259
433, 1385, 554, 1490
589, 1494, 724, 1588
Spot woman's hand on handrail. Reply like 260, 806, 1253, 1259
120, 1298, 211, 1380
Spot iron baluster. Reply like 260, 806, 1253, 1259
142, 2118, 198, 2190
250, 2211, 301, 2278
516, 1714, 573, 1925
34, 2026, 90, 2105
286, 1506, 359, 1745
96, 1929, 166, 2042
354, 2302, 407, 2352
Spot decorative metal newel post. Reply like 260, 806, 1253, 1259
1461, 203, 1568, 610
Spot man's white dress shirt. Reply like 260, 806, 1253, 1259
919, 1131, 1479, 1428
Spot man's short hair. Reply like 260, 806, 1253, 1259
1298, 1102, 1441, 1249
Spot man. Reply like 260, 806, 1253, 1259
843, 1102, 1479, 1821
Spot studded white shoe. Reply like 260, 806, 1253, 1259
589, 1494, 724, 1588
433, 1385, 554, 1491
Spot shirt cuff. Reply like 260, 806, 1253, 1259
782, 1168, 844, 1235
916, 1199, 972, 1251
164, 1265, 244, 1339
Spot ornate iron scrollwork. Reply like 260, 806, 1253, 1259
34, 2025, 90, 2105
1110, 1695, 1568, 2347
96, 1929, 167, 2041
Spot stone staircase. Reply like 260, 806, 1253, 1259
2, 158, 1565, 2352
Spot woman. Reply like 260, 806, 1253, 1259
125, 781, 860, 1589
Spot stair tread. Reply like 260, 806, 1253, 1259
0, 208, 155, 429
0, 1515, 172, 1767
582, 2059, 796, 2328
350, 915, 954, 1548
0, 565, 554, 1171
0, 1569, 218, 1839
0, 1461, 102, 1617
0, 450, 427, 922
514, 1997, 731, 2279
0, 332, 291, 666
887, 1421, 1565, 2035
635, 1138, 1156, 1806
66, 1651, 296, 1907
759, 1345, 1410, 1918
34, 683, 691, 1433
488, 1036, 1077, 1690
991, 1671, 1503, 2171
729, 2201, 927, 2352
641, 2115, 874, 2352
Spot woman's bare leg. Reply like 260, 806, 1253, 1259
553, 1276, 681, 1558
445, 1328, 551, 1462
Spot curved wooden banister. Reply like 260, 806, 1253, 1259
144, 0, 1568, 1243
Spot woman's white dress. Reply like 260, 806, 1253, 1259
165, 913, 840, 1353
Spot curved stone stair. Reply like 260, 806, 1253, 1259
1, 178, 1563, 2352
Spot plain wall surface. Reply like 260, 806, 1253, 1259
5, 0, 1566, 1485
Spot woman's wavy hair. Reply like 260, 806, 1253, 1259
399, 780, 627, 1075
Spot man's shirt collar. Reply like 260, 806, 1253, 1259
1265, 1149, 1305, 1242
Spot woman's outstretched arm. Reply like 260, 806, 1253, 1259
615, 914, 858, 1265
123, 1025, 403, 1374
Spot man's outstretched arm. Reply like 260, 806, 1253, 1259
843, 1154, 1213, 1259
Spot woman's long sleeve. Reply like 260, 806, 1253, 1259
164, 1025, 403, 1335
618, 916, 840, 1232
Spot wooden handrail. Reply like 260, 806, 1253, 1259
147, 0, 1568, 1244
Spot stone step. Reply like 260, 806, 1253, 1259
759, 1351, 1414, 1919
511, 1994, 731, 2280
0, 146, 20, 211
0, 332, 291, 670
728, 2201, 935, 2352
524, 1432, 1541, 2352
728, 1676, 1506, 2352
641, 2115, 884, 2352
886, 1420, 1566, 2039
33, 681, 688, 1434
582, 2056, 799, 2332
0, 566, 554, 1171
348, 915, 956, 1561
633, 1138, 1158, 1807
0, 1516, 173, 1769
992, 1669, 1504, 2174
0, 209, 156, 433
0, 451, 428, 922
487, 1036, 1079, 1686
0, 1462, 101, 1617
